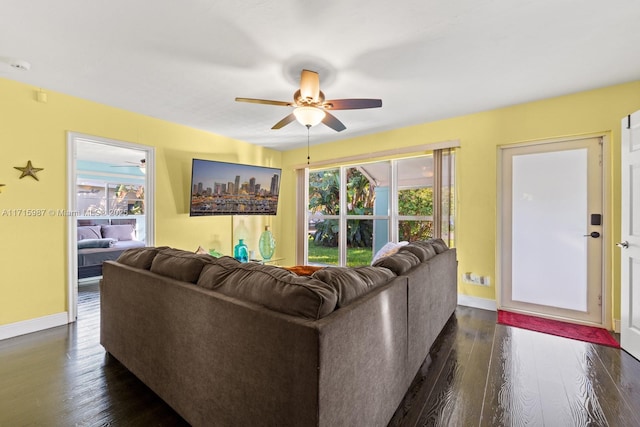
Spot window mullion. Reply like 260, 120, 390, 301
390, 160, 398, 242
339, 165, 347, 266
433, 149, 442, 239
299, 168, 309, 265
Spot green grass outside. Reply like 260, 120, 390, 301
307, 243, 373, 267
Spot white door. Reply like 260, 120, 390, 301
620, 111, 640, 359
500, 137, 604, 325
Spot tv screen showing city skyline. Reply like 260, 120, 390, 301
189, 158, 281, 216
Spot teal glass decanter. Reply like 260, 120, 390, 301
234, 239, 249, 263
258, 226, 276, 261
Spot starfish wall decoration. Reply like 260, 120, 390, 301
14, 160, 44, 181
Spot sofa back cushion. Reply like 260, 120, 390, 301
311, 266, 395, 308
117, 246, 167, 270
372, 250, 420, 275
420, 238, 448, 254
197, 257, 338, 320
398, 243, 436, 262
150, 248, 213, 283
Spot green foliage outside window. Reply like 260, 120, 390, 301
309, 169, 374, 248
398, 188, 433, 241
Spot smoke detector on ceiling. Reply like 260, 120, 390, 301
1, 57, 31, 71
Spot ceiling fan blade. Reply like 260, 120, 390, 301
322, 112, 346, 132
272, 113, 297, 130
235, 97, 291, 107
323, 99, 382, 110
299, 70, 320, 102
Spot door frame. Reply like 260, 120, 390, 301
496, 133, 611, 329
66, 132, 155, 322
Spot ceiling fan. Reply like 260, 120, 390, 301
235, 69, 382, 132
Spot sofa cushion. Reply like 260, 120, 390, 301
372, 250, 420, 275
398, 243, 436, 262
311, 266, 396, 308
197, 257, 337, 320
427, 238, 449, 253
117, 246, 167, 270
150, 248, 213, 283
78, 225, 102, 240
78, 238, 115, 249
101, 224, 135, 241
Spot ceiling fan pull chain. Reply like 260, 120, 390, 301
307, 125, 311, 165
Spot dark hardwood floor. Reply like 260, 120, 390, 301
389, 307, 640, 427
0, 283, 188, 427
1, 285, 639, 426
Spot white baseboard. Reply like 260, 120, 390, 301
458, 294, 497, 311
0, 312, 69, 341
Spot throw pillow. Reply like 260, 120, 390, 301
101, 224, 135, 241
77, 225, 102, 241
371, 241, 408, 265
282, 265, 325, 276
77, 238, 115, 249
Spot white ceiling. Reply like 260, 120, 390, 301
75, 140, 146, 165
2, 0, 639, 152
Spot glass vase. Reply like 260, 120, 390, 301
234, 239, 249, 263
258, 226, 276, 261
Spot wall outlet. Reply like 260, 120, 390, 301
463, 272, 491, 286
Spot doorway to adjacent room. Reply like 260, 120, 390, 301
66, 132, 155, 322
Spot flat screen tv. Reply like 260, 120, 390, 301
190, 158, 281, 216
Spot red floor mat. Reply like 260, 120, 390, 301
497, 310, 620, 348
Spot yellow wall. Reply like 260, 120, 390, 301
3, 76, 639, 329
281, 80, 640, 323
0, 78, 282, 326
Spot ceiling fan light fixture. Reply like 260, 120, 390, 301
294, 106, 325, 127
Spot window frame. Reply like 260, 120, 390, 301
300, 146, 456, 266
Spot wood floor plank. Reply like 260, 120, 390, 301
577, 343, 640, 426
481, 325, 546, 426
415, 307, 496, 426
529, 330, 609, 425
593, 345, 640, 422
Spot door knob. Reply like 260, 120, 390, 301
584, 232, 600, 238
617, 241, 629, 249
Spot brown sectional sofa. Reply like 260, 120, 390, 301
100, 239, 457, 427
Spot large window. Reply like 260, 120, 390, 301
305, 149, 455, 267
